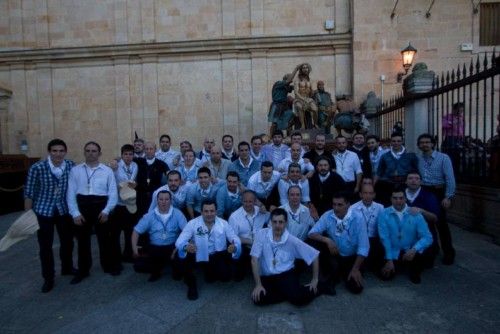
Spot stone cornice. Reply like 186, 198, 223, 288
0, 33, 351, 65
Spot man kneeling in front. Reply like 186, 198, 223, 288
250, 208, 331, 306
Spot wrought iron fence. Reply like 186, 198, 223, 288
368, 50, 500, 186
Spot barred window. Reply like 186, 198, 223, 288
480, 3, 500, 46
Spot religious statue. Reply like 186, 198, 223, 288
333, 95, 369, 136
293, 63, 318, 129
313, 81, 335, 134
360, 91, 382, 116
267, 67, 299, 133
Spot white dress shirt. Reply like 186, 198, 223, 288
228, 206, 270, 242
277, 158, 314, 176
278, 179, 310, 206
247, 170, 281, 199
350, 200, 384, 238
114, 159, 138, 206
155, 149, 180, 170
149, 184, 188, 212
333, 150, 362, 182
280, 203, 315, 241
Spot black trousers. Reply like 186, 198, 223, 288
366, 237, 385, 272
380, 249, 434, 281
310, 240, 363, 294
110, 205, 138, 261
74, 195, 118, 274
422, 185, 455, 259
233, 246, 251, 280
182, 251, 232, 288
255, 269, 317, 306
36, 213, 74, 281
148, 244, 182, 279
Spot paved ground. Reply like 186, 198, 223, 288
1, 211, 499, 334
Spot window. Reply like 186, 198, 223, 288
480, 3, 500, 46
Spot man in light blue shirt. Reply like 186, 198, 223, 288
377, 187, 433, 284
309, 191, 369, 294
186, 167, 217, 219
216, 171, 242, 219
228, 141, 260, 186
132, 190, 187, 282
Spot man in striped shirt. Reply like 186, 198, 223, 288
24, 139, 75, 293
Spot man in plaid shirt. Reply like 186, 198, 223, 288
24, 139, 76, 293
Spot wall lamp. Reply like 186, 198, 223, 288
397, 43, 417, 82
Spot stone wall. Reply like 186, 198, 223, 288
0, 0, 351, 161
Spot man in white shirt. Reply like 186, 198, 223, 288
280, 186, 315, 241
198, 137, 215, 164
247, 161, 281, 211
67, 141, 118, 284
229, 190, 270, 281
277, 163, 310, 206
277, 143, 314, 178
176, 200, 241, 300
250, 208, 329, 306
284, 131, 307, 159
332, 135, 362, 195
149, 170, 188, 213
155, 134, 181, 170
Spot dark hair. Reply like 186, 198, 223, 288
390, 132, 403, 139
287, 185, 302, 196
167, 170, 181, 179
159, 134, 171, 143
180, 140, 192, 149
183, 149, 196, 157
335, 135, 347, 141
272, 130, 283, 138
222, 134, 233, 142
157, 190, 172, 200
84, 141, 101, 152
261, 161, 274, 169
391, 184, 406, 195
238, 141, 251, 151
226, 171, 240, 180
270, 208, 288, 222
121, 144, 134, 154
288, 162, 301, 173
417, 133, 435, 145
453, 102, 465, 110
406, 170, 422, 179
241, 189, 257, 199
134, 138, 144, 144
314, 156, 331, 168
332, 191, 351, 204
353, 133, 365, 139
250, 135, 262, 144
47, 139, 67, 152
366, 134, 380, 142
291, 131, 302, 138
198, 166, 211, 177
201, 199, 217, 210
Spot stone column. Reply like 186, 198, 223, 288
0, 87, 13, 154
403, 63, 435, 153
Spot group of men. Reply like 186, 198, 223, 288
24, 129, 456, 306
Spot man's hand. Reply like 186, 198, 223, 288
132, 247, 140, 259
305, 278, 318, 294
109, 159, 118, 170
98, 212, 108, 223
402, 248, 417, 262
409, 207, 421, 215
252, 284, 266, 302
309, 206, 319, 221
347, 268, 363, 287
381, 260, 395, 278
442, 198, 451, 209
127, 181, 137, 189
170, 248, 178, 260
326, 238, 339, 256
186, 243, 197, 254
227, 241, 236, 254
73, 215, 85, 226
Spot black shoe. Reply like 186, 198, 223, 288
122, 255, 134, 263
318, 281, 336, 296
148, 273, 161, 282
442, 250, 455, 265
61, 268, 78, 276
70, 273, 89, 285
187, 285, 198, 300
41, 280, 54, 293
409, 273, 421, 284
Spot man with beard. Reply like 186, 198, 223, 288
186, 167, 218, 219
155, 134, 180, 170
247, 161, 281, 211
149, 170, 188, 213
332, 136, 362, 196
303, 133, 333, 167
221, 134, 239, 162
216, 171, 242, 219
262, 130, 289, 169
228, 141, 260, 187
349, 133, 372, 178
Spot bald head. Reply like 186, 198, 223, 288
144, 141, 156, 159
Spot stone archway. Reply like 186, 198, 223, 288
0, 85, 13, 155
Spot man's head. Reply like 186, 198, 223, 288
359, 184, 375, 205
260, 161, 274, 182
159, 134, 171, 152
366, 135, 380, 152
203, 137, 215, 153
405, 171, 422, 192
222, 135, 234, 152
84, 141, 101, 164
272, 130, 284, 146
352, 133, 365, 148
120, 144, 134, 164
390, 133, 404, 152
362, 177, 374, 186
417, 133, 435, 153
183, 149, 196, 167
290, 132, 303, 145
391, 186, 407, 211
133, 138, 144, 154
179, 140, 192, 154
315, 134, 326, 150
167, 170, 182, 192
452, 102, 465, 115
251, 135, 262, 154
210, 146, 222, 162
270, 208, 288, 238
332, 191, 351, 219
287, 185, 302, 207
226, 171, 240, 193
201, 200, 217, 224
47, 139, 67, 165
335, 135, 348, 152
290, 143, 302, 161
241, 190, 257, 212
156, 190, 172, 213
197, 167, 212, 188
144, 142, 156, 159
287, 163, 302, 182
315, 157, 331, 176
238, 141, 251, 160
317, 80, 325, 92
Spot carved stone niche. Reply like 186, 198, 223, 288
0, 85, 13, 155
